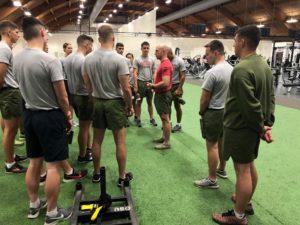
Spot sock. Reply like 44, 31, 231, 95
5, 161, 16, 169
30, 198, 40, 208
234, 210, 245, 219
47, 207, 58, 217
40, 172, 47, 177
66, 168, 73, 175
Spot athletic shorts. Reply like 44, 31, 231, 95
200, 109, 224, 142
171, 83, 183, 100
0, 88, 22, 119
24, 109, 69, 162
73, 95, 94, 121
223, 127, 261, 164
138, 80, 153, 99
154, 91, 172, 116
92, 98, 127, 130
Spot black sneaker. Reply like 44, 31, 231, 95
63, 169, 88, 183
40, 173, 47, 186
150, 118, 157, 126
5, 162, 27, 174
117, 172, 133, 187
14, 154, 27, 162
172, 124, 182, 133
44, 207, 72, 225
28, 199, 47, 219
92, 172, 101, 183
77, 153, 92, 163
135, 119, 142, 127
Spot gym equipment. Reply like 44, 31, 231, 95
71, 167, 138, 225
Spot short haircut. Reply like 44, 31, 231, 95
235, 25, 261, 50
98, 24, 114, 43
116, 42, 124, 48
22, 17, 44, 41
77, 34, 93, 45
126, 53, 133, 58
141, 41, 150, 48
204, 40, 225, 55
63, 43, 71, 49
0, 20, 18, 37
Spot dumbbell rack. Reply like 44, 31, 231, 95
70, 167, 138, 225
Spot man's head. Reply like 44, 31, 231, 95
98, 24, 114, 47
204, 40, 225, 65
141, 41, 150, 56
234, 25, 261, 57
22, 17, 46, 43
77, 34, 94, 55
116, 42, 124, 55
167, 48, 174, 61
0, 20, 19, 44
126, 53, 134, 62
63, 43, 73, 56
155, 45, 169, 60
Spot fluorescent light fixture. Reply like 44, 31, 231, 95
118, 3, 123, 8
166, 0, 172, 4
78, 15, 82, 19
257, 23, 265, 28
13, 1, 22, 7
79, 10, 83, 14
79, 4, 84, 9
80, 0, 86, 2
154, 6, 159, 10
109, 14, 112, 18
286, 18, 298, 23
215, 30, 222, 34
24, 11, 31, 16
113, 9, 117, 13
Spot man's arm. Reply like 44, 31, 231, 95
199, 89, 212, 115
52, 80, 71, 120
152, 75, 170, 89
133, 68, 138, 92
0, 63, 8, 89
83, 72, 93, 95
119, 75, 133, 115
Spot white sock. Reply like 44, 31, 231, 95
66, 168, 73, 175
30, 198, 40, 208
5, 161, 16, 169
47, 207, 58, 217
40, 172, 47, 177
234, 210, 245, 219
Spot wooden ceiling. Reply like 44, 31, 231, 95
0, 0, 299, 36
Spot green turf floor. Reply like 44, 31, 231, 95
0, 82, 299, 225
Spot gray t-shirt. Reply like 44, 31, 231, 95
0, 41, 18, 88
63, 52, 88, 96
60, 58, 67, 80
83, 49, 129, 99
171, 56, 186, 84
13, 48, 64, 110
202, 60, 233, 109
127, 59, 134, 86
133, 56, 156, 81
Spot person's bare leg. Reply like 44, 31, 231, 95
233, 162, 253, 214
78, 120, 91, 157
132, 98, 137, 117
87, 126, 92, 149
112, 128, 127, 179
61, 160, 73, 174
92, 128, 106, 173
206, 140, 219, 181
26, 157, 43, 202
174, 101, 182, 124
135, 99, 142, 120
217, 138, 226, 171
3, 118, 20, 163
161, 114, 171, 145
146, 96, 154, 120
0, 118, 4, 132
249, 162, 258, 201
44, 161, 63, 211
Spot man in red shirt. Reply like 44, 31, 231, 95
147, 46, 173, 150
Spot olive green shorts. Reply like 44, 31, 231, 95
223, 127, 261, 164
92, 98, 127, 130
200, 109, 224, 142
73, 95, 94, 121
0, 88, 22, 119
138, 80, 153, 99
154, 91, 172, 116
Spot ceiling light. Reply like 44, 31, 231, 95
257, 23, 265, 28
78, 15, 82, 19
113, 9, 117, 14
24, 10, 31, 16
79, 4, 84, 9
286, 17, 298, 23
201, 33, 206, 37
154, 6, 159, 10
79, 10, 83, 14
118, 3, 123, 8
109, 14, 112, 18
215, 30, 222, 34
165, 0, 172, 4
80, 0, 86, 2
13, 1, 22, 7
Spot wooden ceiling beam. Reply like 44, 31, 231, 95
43, 7, 80, 25
218, 6, 244, 26
0, 0, 31, 20
47, 12, 78, 28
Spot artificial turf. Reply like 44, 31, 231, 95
0, 82, 299, 225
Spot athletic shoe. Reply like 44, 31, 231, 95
135, 119, 142, 127
77, 153, 92, 163
150, 118, 157, 126
216, 169, 228, 179
14, 139, 24, 146
40, 173, 47, 186
44, 207, 72, 225
154, 143, 171, 150
5, 162, 27, 174
212, 210, 248, 225
153, 137, 165, 143
92, 172, 101, 183
172, 124, 182, 133
117, 172, 133, 187
28, 199, 47, 219
194, 178, 219, 189
231, 195, 254, 215
14, 154, 27, 162
63, 169, 88, 183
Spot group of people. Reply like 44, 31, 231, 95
0, 15, 275, 225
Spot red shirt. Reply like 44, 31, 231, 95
154, 58, 173, 93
